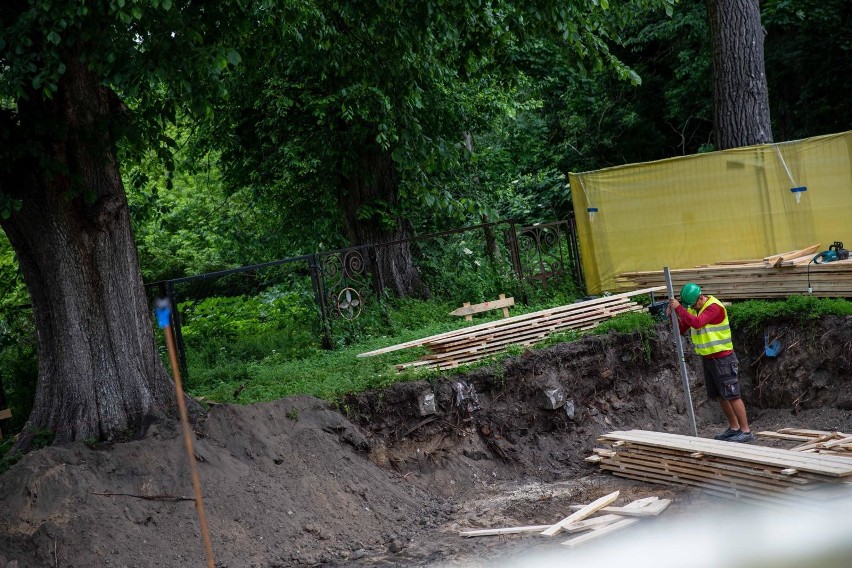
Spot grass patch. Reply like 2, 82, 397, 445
728, 296, 852, 333
189, 296, 661, 405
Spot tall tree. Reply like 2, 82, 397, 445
706, 0, 773, 149
212, 1, 675, 297
0, 1, 245, 447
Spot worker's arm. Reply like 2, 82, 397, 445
674, 302, 724, 330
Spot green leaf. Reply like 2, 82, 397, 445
47, 31, 61, 45
226, 49, 242, 66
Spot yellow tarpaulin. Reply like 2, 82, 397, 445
569, 131, 852, 294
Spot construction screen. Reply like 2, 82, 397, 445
569, 130, 852, 294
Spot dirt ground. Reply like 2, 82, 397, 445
1, 315, 850, 567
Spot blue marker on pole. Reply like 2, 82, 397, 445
155, 298, 171, 329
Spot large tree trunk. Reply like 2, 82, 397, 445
706, 0, 773, 149
337, 144, 429, 299
0, 57, 181, 448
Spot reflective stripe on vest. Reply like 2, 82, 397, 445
688, 296, 733, 356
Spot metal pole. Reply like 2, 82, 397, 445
664, 267, 698, 437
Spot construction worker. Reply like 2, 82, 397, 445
669, 283, 753, 443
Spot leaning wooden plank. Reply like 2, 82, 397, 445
357, 287, 665, 357
561, 518, 639, 548
540, 490, 620, 537
458, 524, 553, 538
568, 499, 671, 517
0, 408, 11, 421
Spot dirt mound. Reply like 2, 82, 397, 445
1, 315, 850, 567
0, 397, 446, 567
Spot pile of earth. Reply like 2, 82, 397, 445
0, 315, 850, 567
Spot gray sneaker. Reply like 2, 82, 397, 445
729, 431, 755, 443
714, 427, 741, 440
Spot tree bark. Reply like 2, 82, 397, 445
337, 143, 429, 299
0, 56, 182, 448
706, 0, 773, 149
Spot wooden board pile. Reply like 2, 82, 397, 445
458, 490, 670, 548
357, 287, 664, 371
757, 428, 852, 457
587, 430, 852, 508
617, 244, 852, 299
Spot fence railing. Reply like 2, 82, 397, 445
144, 217, 584, 381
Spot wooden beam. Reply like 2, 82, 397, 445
561, 518, 639, 548
458, 524, 553, 538
540, 490, 620, 537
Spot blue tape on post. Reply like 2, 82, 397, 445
154, 298, 171, 329
790, 187, 807, 193
587, 207, 598, 213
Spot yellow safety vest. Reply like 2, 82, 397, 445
688, 295, 733, 356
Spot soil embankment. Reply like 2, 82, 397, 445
1, 316, 850, 567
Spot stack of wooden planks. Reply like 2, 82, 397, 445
358, 287, 664, 370
617, 244, 852, 299
587, 430, 852, 508
757, 428, 852, 457
458, 490, 671, 548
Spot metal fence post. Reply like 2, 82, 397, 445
507, 219, 527, 302
310, 254, 333, 349
165, 281, 189, 380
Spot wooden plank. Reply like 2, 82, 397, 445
540, 491, 620, 537
357, 287, 665, 357
607, 444, 816, 486
562, 514, 625, 533
561, 519, 639, 548
599, 430, 852, 476
756, 431, 813, 442
0, 408, 11, 421
459, 524, 553, 538
568, 499, 671, 517
449, 295, 515, 317
395, 303, 644, 370
763, 244, 821, 267
602, 454, 809, 495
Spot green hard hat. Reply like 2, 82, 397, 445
680, 282, 701, 306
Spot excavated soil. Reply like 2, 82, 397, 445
1, 316, 851, 567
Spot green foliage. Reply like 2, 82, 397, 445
728, 296, 852, 333
0, 234, 37, 440
178, 286, 321, 392
592, 311, 657, 335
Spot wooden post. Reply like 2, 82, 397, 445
463, 302, 472, 321
499, 293, 510, 318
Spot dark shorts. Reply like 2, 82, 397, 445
702, 352, 740, 401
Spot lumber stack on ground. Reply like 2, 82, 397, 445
358, 287, 664, 371
616, 245, 852, 299
589, 430, 852, 508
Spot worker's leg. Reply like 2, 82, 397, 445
728, 398, 750, 433
717, 398, 740, 430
